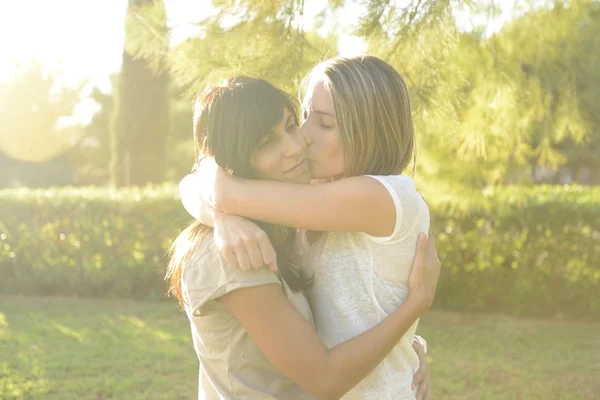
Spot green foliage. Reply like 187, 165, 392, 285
126, 0, 339, 97
1, 184, 598, 319
0, 63, 84, 164
427, 184, 600, 318
69, 83, 115, 186
413, 1, 600, 185
0, 185, 190, 298
121, 0, 600, 187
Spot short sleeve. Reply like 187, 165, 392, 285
181, 234, 282, 315
364, 175, 429, 243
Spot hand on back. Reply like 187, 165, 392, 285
407, 232, 441, 313
214, 214, 278, 272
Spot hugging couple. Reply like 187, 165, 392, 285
167, 55, 441, 400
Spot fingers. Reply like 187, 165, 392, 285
220, 235, 277, 272
257, 232, 278, 271
416, 379, 429, 400
428, 231, 435, 253
411, 342, 426, 389
413, 232, 429, 267
413, 340, 422, 352
221, 247, 239, 268
214, 217, 276, 271
413, 341, 426, 361
245, 240, 264, 269
234, 249, 252, 271
412, 369, 425, 388
426, 232, 441, 279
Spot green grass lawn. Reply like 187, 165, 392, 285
1, 296, 598, 400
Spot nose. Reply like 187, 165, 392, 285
300, 122, 314, 146
282, 131, 304, 158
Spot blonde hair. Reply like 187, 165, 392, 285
305, 56, 416, 177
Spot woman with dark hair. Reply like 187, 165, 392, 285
167, 75, 440, 400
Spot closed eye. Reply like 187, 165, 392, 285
258, 135, 277, 147
320, 117, 332, 129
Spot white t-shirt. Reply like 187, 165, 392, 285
300, 175, 430, 400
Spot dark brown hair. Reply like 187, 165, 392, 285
166, 76, 311, 305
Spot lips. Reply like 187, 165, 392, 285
283, 159, 307, 174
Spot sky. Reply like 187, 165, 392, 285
0, 0, 519, 90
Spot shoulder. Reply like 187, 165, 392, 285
366, 174, 418, 197
363, 175, 429, 242
365, 175, 426, 207
181, 232, 282, 311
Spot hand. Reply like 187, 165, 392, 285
412, 340, 431, 400
407, 232, 441, 313
195, 157, 234, 212
214, 213, 278, 271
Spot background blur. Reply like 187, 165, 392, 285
1, 1, 599, 399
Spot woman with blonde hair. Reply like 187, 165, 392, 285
171, 74, 439, 400
182, 56, 436, 399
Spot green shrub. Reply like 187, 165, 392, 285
428, 185, 600, 319
0, 185, 191, 299
1, 184, 598, 318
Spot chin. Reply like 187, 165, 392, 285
294, 173, 312, 184
285, 170, 311, 184
308, 166, 324, 180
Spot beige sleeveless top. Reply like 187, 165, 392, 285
181, 233, 317, 400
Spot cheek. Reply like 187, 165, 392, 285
249, 149, 280, 180
325, 129, 343, 157
324, 129, 345, 175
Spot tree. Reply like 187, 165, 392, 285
69, 80, 116, 186
110, 0, 169, 187
124, 0, 600, 187
0, 63, 83, 163
410, 0, 600, 186
0, 63, 83, 187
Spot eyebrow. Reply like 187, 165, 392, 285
266, 114, 294, 137
308, 108, 335, 117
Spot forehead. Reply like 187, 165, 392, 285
303, 80, 335, 115
270, 106, 292, 130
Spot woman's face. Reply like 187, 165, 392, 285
249, 107, 311, 184
300, 80, 345, 180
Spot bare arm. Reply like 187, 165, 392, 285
179, 173, 217, 225
180, 174, 278, 271
219, 233, 439, 400
190, 161, 398, 237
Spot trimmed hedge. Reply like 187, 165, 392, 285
1, 184, 599, 318
0, 185, 190, 299
429, 185, 600, 319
